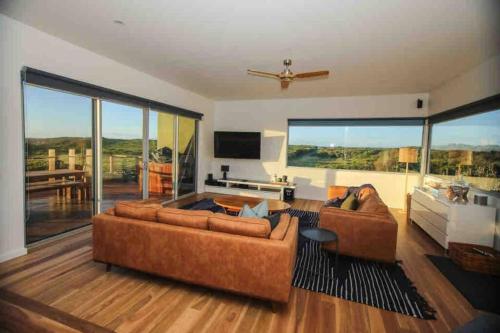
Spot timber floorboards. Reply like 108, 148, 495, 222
0, 193, 477, 332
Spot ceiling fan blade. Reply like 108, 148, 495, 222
294, 70, 330, 78
247, 70, 279, 79
281, 80, 290, 89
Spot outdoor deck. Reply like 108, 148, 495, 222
26, 182, 173, 244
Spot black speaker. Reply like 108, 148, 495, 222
221, 165, 229, 180
417, 99, 423, 109
474, 195, 488, 206
283, 187, 295, 201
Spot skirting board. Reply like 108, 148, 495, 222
0, 247, 28, 263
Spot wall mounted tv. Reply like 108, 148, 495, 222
214, 131, 261, 159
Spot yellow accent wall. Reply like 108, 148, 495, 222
157, 112, 174, 149
157, 113, 195, 153
178, 116, 195, 154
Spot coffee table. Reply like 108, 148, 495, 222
213, 195, 291, 214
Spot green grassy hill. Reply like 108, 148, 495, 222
25, 137, 150, 171
288, 145, 421, 172
288, 144, 499, 180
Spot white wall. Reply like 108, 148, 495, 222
429, 54, 500, 250
212, 94, 428, 208
429, 54, 500, 115
0, 14, 214, 262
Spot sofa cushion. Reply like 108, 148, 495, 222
324, 198, 342, 208
327, 185, 349, 200
264, 213, 281, 230
340, 193, 359, 210
157, 207, 212, 230
115, 201, 162, 221
357, 195, 388, 214
208, 213, 271, 238
270, 214, 291, 240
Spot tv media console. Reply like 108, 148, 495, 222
205, 178, 296, 201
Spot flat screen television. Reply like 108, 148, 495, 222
214, 131, 261, 159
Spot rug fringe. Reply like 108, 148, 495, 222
397, 261, 437, 319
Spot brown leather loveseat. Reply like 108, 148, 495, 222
93, 201, 299, 304
319, 186, 398, 263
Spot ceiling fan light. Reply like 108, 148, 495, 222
248, 59, 329, 88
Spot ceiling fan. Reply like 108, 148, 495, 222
247, 59, 329, 89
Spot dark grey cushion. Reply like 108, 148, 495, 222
264, 213, 281, 230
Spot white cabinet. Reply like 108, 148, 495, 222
410, 188, 496, 249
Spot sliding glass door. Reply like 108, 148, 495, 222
147, 111, 175, 200
23, 85, 198, 245
101, 101, 144, 211
177, 116, 197, 196
23, 84, 94, 244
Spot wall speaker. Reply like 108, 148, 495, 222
221, 165, 229, 180
474, 195, 488, 206
417, 99, 423, 109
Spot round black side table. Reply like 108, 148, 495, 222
300, 227, 339, 272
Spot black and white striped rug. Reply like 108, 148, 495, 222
286, 208, 436, 320
184, 200, 436, 319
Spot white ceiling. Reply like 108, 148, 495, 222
1, 0, 499, 100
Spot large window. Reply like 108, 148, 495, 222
22, 68, 201, 245
288, 119, 424, 172
429, 109, 500, 192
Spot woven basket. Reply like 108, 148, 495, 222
449, 242, 500, 276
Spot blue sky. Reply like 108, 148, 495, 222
431, 110, 500, 147
289, 126, 423, 148
101, 101, 143, 139
25, 85, 146, 140
290, 110, 500, 148
24, 85, 92, 138
24, 85, 499, 147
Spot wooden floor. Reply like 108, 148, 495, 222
0, 193, 477, 332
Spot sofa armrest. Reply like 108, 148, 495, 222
319, 207, 398, 262
270, 213, 291, 240
327, 185, 349, 200
282, 216, 299, 275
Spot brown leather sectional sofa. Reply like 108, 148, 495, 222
319, 186, 398, 263
93, 201, 299, 304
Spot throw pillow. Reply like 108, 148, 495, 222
340, 193, 359, 210
238, 200, 269, 218
239, 204, 257, 217
252, 200, 269, 217
324, 198, 342, 208
264, 213, 281, 230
